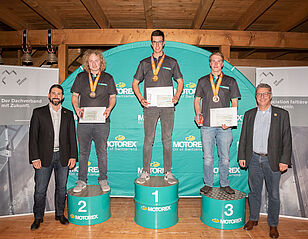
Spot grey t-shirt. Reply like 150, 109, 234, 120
71, 71, 117, 122
134, 55, 183, 101
194, 73, 241, 127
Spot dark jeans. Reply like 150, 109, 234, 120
248, 152, 281, 226
33, 152, 68, 219
77, 122, 110, 182
143, 107, 174, 173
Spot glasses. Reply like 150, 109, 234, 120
256, 92, 271, 98
151, 41, 164, 45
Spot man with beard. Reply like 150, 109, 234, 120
29, 84, 77, 230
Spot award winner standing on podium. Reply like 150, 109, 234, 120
71, 49, 117, 193
194, 52, 241, 195
132, 30, 184, 184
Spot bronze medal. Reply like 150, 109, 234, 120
213, 95, 220, 103
210, 73, 223, 103
89, 91, 96, 98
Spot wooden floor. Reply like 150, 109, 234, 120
0, 198, 307, 239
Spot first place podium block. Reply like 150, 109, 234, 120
67, 185, 111, 226
201, 187, 246, 230
134, 176, 179, 229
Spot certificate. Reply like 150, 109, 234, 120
146, 86, 174, 107
210, 107, 237, 127
79, 107, 106, 123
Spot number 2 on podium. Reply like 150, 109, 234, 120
78, 200, 87, 212
152, 190, 158, 202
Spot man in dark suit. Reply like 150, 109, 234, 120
29, 84, 78, 230
238, 83, 292, 238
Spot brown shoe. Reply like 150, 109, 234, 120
200, 185, 212, 194
243, 220, 258, 230
269, 226, 279, 238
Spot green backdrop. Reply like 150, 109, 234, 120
61, 41, 255, 196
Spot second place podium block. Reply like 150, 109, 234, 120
134, 176, 179, 229
67, 185, 111, 226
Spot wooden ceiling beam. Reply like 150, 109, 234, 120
1, 29, 308, 50
238, 49, 257, 59
191, 0, 215, 29
22, 0, 64, 29
272, 2, 308, 32
234, 0, 277, 30
143, 0, 153, 29
0, 6, 28, 30
80, 0, 110, 28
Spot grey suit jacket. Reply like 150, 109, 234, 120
238, 105, 292, 171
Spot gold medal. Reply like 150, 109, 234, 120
152, 75, 158, 82
151, 54, 165, 82
210, 73, 223, 103
88, 72, 101, 99
89, 92, 96, 98
213, 95, 220, 102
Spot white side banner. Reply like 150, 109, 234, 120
256, 67, 308, 218
0, 65, 58, 216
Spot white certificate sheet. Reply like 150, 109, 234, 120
210, 107, 237, 127
79, 107, 106, 123
146, 86, 174, 107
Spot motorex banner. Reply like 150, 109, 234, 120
62, 41, 255, 196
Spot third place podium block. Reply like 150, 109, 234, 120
201, 187, 246, 230
134, 176, 179, 229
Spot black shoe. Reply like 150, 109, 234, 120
221, 186, 235, 194
30, 218, 43, 230
55, 215, 69, 225
200, 185, 212, 194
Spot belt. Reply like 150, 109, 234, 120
254, 152, 268, 157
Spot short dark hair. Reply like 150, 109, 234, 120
151, 30, 165, 42
209, 52, 224, 62
49, 84, 64, 95
256, 83, 272, 94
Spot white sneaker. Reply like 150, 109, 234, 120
164, 172, 178, 184
99, 180, 110, 192
136, 171, 150, 184
73, 180, 86, 193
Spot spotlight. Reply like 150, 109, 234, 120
21, 30, 33, 66
46, 29, 57, 65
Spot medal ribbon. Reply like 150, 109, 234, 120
88, 72, 101, 94
210, 73, 223, 97
151, 54, 165, 81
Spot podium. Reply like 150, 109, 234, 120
134, 176, 179, 229
200, 187, 246, 230
67, 185, 111, 226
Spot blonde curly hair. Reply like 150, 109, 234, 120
82, 49, 106, 73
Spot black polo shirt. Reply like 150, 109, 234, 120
71, 71, 117, 109
134, 55, 183, 101
194, 73, 241, 127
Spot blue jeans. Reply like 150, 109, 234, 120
248, 152, 281, 226
200, 127, 233, 187
33, 152, 68, 219
143, 107, 174, 173
77, 122, 110, 182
